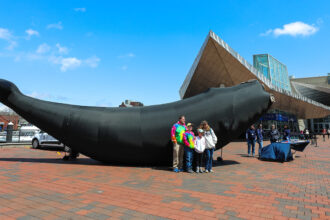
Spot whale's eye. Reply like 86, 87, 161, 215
270, 94, 276, 103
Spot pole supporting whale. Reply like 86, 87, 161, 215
0, 79, 273, 165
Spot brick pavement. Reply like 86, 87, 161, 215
0, 136, 329, 220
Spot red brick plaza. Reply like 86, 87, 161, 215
0, 137, 329, 220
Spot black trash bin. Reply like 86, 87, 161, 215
6, 122, 14, 143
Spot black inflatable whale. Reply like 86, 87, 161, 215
0, 79, 273, 165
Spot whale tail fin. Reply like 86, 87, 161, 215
0, 79, 20, 104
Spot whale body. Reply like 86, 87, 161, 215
0, 79, 273, 165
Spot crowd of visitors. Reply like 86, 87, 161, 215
245, 123, 329, 157
171, 115, 328, 173
171, 116, 217, 173
245, 123, 292, 158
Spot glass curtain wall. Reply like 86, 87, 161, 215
253, 54, 292, 92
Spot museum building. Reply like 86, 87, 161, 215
179, 31, 330, 133
291, 75, 330, 132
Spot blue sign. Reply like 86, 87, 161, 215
260, 113, 296, 122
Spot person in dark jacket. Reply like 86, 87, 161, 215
256, 124, 264, 157
269, 124, 280, 143
246, 125, 256, 157
283, 125, 290, 141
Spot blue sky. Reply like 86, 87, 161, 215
0, 0, 329, 109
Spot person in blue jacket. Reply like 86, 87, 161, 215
256, 124, 264, 157
246, 125, 256, 157
283, 125, 290, 141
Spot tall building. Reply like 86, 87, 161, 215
253, 54, 291, 92
179, 31, 330, 133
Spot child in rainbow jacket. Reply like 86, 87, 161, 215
183, 123, 195, 173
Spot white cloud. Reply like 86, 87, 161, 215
74, 8, 86, 12
85, 56, 100, 68
36, 43, 51, 54
118, 52, 135, 58
49, 56, 82, 72
0, 104, 13, 113
3, 39, 100, 72
25, 53, 44, 61
6, 41, 17, 50
56, 43, 69, 54
0, 28, 11, 40
25, 29, 39, 39
47, 22, 63, 30
260, 29, 272, 37
61, 57, 81, 72
27, 91, 69, 102
261, 21, 318, 37
28, 91, 50, 99
0, 27, 17, 50
121, 65, 128, 71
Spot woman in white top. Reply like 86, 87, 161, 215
199, 121, 217, 173
194, 129, 206, 173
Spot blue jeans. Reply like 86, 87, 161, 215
257, 140, 263, 156
247, 139, 255, 155
184, 146, 193, 171
205, 148, 214, 171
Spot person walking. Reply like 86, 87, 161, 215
283, 125, 291, 141
327, 128, 330, 139
246, 125, 257, 157
171, 115, 187, 172
256, 124, 264, 158
200, 121, 217, 173
269, 124, 280, 143
305, 129, 310, 140
194, 129, 206, 173
322, 128, 326, 142
183, 123, 195, 173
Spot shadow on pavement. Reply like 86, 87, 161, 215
213, 160, 240, 167
0, 157, 103, 165
236, 153, 256, 158
0, 157, 175, 169
151, 159, 240, 172
36, 146, 65, 152
257, 158, 294, 163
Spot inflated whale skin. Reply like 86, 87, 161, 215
0, 79, 273, 165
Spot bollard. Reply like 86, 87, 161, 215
6, 122, 14, 143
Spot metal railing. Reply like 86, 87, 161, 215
0, 130, 35, 143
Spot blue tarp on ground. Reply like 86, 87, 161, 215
260, 143, 293, 162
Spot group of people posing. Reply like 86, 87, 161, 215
171, 116, 217, 173
245, 124, 291, 157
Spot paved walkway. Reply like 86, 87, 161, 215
0, 137, 329, 220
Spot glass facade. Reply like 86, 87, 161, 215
258, 109, 298, 133
253, 54, 291, 92
309, 116, 330, 133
